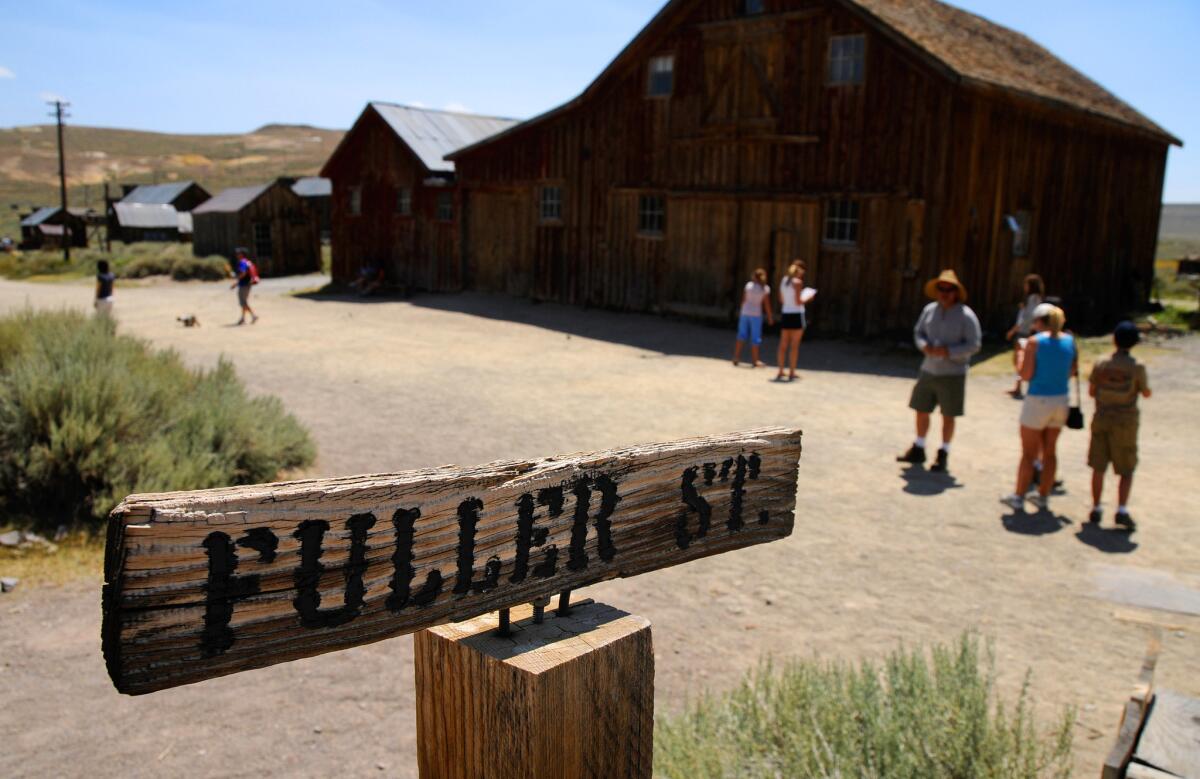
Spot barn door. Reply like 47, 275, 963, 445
662, 198, 738, 319
740, 200, 820, 310
702, 26, 783, 128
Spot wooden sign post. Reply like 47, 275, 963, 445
103, 427, 801, 772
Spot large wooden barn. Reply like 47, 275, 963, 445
447, 0, 1180, 333
321, 103, 518, 291
191, 178, 320, 276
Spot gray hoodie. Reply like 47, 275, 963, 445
913, 301, 982, 376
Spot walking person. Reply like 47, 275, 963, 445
733, 268, 774, 367
775, 260, 815, 381
1005, 273, 1044, 398
896, 270, 981, 472
95, 260, 115, 317
1086, 321, 1151, 530
1000, 304, 1077, 512
231, 248, 259, 325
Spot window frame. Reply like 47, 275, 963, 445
637, 194, 666, 238
396, 187, 412, 217
827, 34, 866, 86
435, 192, 454, 223
252, 221, 273, 260
646, 54, 675, 99
822, 199, 860, 247
539, 185, 564, 224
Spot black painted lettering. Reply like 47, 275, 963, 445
201, 530, 272, 657
702, 463, 717, 486
677, 466, 711, 549
593, 474, 620, 562
719, 458, 733, 482
728, 455, 748, 532
386, 508, 420, 612
511, 492, 555, 584
453, 498, 484, 595
292, 513, 376, 629
411, 569, 443, 607
759, 510, 770, 525
567, 478, 592, 571
532, 546, 559, 578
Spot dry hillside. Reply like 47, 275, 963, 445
0, 123, 344, 237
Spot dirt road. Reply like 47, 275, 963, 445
1, 275, 1197, 777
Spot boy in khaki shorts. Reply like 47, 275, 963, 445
1088, 321, 1151, 530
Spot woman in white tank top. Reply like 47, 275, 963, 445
776, 260, 815, 381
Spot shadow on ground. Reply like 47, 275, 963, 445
1075, 522, 1139, 554
1000, 510, 1072, 536
898, 464, 964, 496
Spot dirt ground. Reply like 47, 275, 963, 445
1, 275, 1197, 778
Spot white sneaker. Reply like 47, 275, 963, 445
1029, 494, 1050, 511
999, 494, 1025, 511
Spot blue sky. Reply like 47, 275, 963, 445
1, 0, 1196, 200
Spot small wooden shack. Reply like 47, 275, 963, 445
109, 181, 210, 243
320, 103, 518, 291
191, 178, 320, 276
291, 177, 332, 240
19, 207, 88, 250
449, 0, 1181, 333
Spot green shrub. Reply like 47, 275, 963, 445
170, 255, 230, 281
655, 634, 1074, 779
0, 309, 315, 531
118, 255, 175, 278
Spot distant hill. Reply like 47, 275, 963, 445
0, 123, 345, 237
1160, 204, 1200, 240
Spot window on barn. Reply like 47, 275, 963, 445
349, 186, 362, 216
823, 200, 860, 245
253, 222, 272, 260
540, 186, 563, 223
396, 188, 412, 216
647, 55, 675, 98
743, 0, 765, 14
1007, 210, 1032, 257
436, 192, 454, 222
828, 34, 865, 85
638, 194, 666, 236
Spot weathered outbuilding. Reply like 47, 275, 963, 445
191, 178, 320, 276
320, 103, 518, 291
109, 181, 210, 243
19, 206, 88, 250
291, 177, 332, 240
449, 0, 1181, 333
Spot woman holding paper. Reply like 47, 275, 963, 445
776, 260, 816, 381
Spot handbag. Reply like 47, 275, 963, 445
1067, 374, 1084, 430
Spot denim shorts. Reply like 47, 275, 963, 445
737, 314, 764, 345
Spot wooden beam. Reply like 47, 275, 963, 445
414, 601, 653, 778
103, 428, 802, 695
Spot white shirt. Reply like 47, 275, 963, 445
740, 282, 770, 317
780, 276, 811, 314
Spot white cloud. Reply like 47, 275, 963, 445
443, 102, 471, 114
409, 100, 427, 109
0, 67, 14, 79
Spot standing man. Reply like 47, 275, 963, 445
230, 248, 259, 325
896, 269, 981, 472
95, 259, 116, 317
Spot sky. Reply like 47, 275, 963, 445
1, 0, 1197, 200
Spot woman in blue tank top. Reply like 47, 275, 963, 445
1000, 304, 1076, 512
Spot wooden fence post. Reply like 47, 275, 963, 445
414, 600, 654, 779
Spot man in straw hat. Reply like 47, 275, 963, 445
897, 269, 981, 472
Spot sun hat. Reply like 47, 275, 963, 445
1114, 320, 1140, 349
924, 269, 967, 301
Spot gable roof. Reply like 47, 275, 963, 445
113, 202, 185, 230
21, 206, 60, 227
192, 183, 272, 215
450, 0, 1178, 159
292, 177, 331, 198
120, 181, 200, 206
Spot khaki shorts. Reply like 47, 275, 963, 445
1019, 394, 1068, 430
908, 372, 966, 417
1089, 414, 1139, 476
237, 285, 251, 306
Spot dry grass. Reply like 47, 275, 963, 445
0, 530, 104, 587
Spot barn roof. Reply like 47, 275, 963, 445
20, 206, 59, 227
120, 182, 200, 206
113, 202, 186, 230
367, 103, 521, 173
292, 177, 331, 198
450, 0, 1178, 159
192, 184, 272, 215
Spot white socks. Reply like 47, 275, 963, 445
1117, 505, 1129, 515
940, 443, 952, 453
914, 437, 927, 448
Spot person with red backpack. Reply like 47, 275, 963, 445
230, 247, 259, 325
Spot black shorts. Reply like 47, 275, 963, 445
780, 312, 806, 330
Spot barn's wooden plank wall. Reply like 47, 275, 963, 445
192, 183, 320, 276
454, 0, 1171, 334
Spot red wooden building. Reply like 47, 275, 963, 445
448, 0, 1181, 333
320, 103, 518, 291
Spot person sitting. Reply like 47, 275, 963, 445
350, 262, 385, 296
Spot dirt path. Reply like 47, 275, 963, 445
1, 276, 1197, 778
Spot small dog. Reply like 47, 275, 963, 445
177, 314, 201, 328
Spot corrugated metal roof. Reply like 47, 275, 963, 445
177, 212, 193, 234
20, 206, 59, 227
120, 182, 196, 205
192, 184, 271, 215
370, 103, 520, 173
113, 203, 183, 230
292, 177, 331, 197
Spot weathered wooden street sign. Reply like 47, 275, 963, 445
103, 427, 802, 695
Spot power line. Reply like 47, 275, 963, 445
47, 99, 71, 263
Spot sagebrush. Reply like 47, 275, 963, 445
0, 242, 229, 281
655, 634, 1074, 779
0, 309, 314, 530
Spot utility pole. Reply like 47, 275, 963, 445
48, 99, 71, 263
